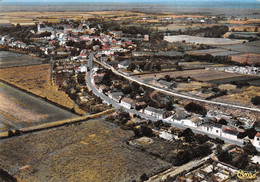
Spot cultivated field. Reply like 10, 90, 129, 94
0, 11, 96, 25
231, 53, 260, 65
134, 69, 244, 82
0, 82, 77, 134
0, 120, 170, 182
164, 35, 246, 45
185, 49, 228, 55
0, 51, 46, 68
219, 40, 260, 54
0, 64, 85, 115
157, 23, 217, 31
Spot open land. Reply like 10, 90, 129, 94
219, 40, 260, 54
231, 53, 260, 65
0, 51, 46, 68
213, 86, 260, 108
0, 120, 170, 182
0, 81, 77, 133
0, 64, 85, 115
0, 8, 260, 182
134, 69, 245, 82
164, 35, 246, 45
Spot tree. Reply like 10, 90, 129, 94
184, 102, 207, 116
164, 75, 171, 82
251, 96, 260, 106
243, 141, 258, 155
155, 62, 161, 71
154, 120, 164, 128
127, 62, 136, 71
122, 86, 133, 95
218, 118, 228, 125
232, 154, 249, 169
218, 150, 232, 163
255, 26, 259, 32
140, 173, 149, 181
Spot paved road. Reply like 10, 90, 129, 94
93, 58, 260, 113
86, 55, 245, 148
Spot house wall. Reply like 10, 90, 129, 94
222, 132, 237, 140
144, 110, 163, 119
121, 101, 131, 109
183, 119, 197, 128
254, 136, 260, 148
199, 125, 222, 137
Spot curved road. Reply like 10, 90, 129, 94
86, 54, 250, 148
93, 57, 260, 113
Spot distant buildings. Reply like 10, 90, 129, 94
216, 66, 260, 76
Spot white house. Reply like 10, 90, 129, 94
144, 106, 167, 120
253, 132, 260, 148
200, 123, 222, 137
118, 60, 130, 69
108, 91, 124, 103
121, 97, 136, 109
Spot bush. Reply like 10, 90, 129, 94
243, 141, 258, 155
140, 173, 149, 181
154, 120, 164, 128
184, 102, 207, 116
251, 96, 260, 106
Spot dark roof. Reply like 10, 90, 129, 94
223, 128, 239, 136
145, 106, 167, 115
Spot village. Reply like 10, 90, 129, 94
0, 9, 260, 181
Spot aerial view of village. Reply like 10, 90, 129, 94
0, 0, 260, 181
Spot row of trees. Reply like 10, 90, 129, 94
170, 25, 229, 38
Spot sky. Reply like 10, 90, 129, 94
1, 0, 260, 4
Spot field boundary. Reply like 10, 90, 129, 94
0, 108, 115, 139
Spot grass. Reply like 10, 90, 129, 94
177, 81, 212, 92
229, 86, 260, 105
0, 64, 85, 115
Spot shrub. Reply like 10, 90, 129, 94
184, 102, 207, 116
251, 96, 260, 106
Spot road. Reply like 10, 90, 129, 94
93, 57, 260, 113
86, 54, 246, 148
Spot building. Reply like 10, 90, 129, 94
183, 115, 203, 128
253, 132, 260, 148
118, 60, 130, 69
98, 85, 109, 94
143, 34, 149, 42
121, 97, 136, 109
152, 79, 177, 89
144, 106, 167, 119
109, 31, 123, 38
200, 122, 223, 137
37, 23, 54, 34
108, 91, 124, 103
222, 128, 240, 140
135, 102, 147, 111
